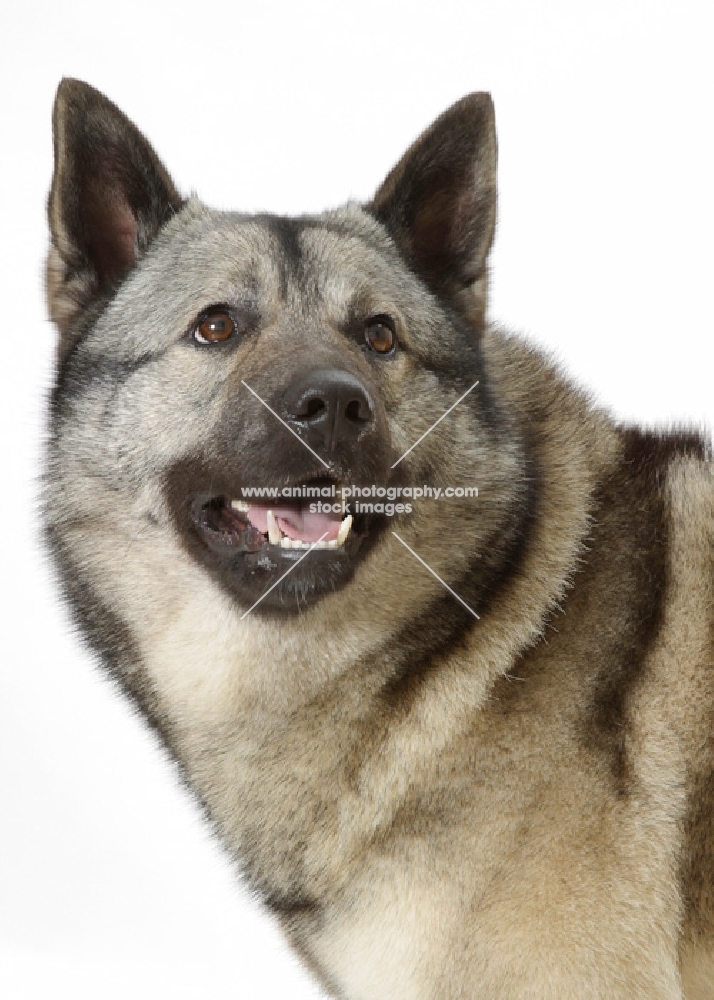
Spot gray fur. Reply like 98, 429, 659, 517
45, 80, 714, 998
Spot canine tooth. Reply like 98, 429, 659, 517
231, 500, 250, 512
336, 515, 353, 546
267, 509, 282, 546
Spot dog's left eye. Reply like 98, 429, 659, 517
194, 310, 236, 344
365, 316, 396, 355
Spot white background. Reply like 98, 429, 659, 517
1, 2, 712, 998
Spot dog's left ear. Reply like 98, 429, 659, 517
47, 78, 183, 356
370, 93, 497, 327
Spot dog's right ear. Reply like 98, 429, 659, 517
47, 79, 183, 356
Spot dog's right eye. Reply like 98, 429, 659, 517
194, 310, 236, 344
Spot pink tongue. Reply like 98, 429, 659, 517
246, 504, 342, 543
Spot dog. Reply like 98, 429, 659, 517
44, 79, 713, 998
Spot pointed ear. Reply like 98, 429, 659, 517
369, 93, 497, 326
46, 78, 183, 351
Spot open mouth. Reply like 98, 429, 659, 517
173, 467, 391, 612
192, 478, 359, 558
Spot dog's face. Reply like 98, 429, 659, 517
47, 81, 524, 616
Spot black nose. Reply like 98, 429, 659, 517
281, 369, 375, 453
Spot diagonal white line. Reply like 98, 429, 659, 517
240, 533, 330, 619
241, 380, 330, 469
391, 532, 480, 619
391, 381, 479, 469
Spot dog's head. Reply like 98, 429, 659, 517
46, 81, 523, 618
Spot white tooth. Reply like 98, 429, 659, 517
231, 500, 250, 512
314, 540, 328, 549
280, 537, 292, 548
327, 539, 339, 548
336, 515, 353, 547
267, 510, 282, 546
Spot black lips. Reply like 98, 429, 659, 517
165, 462, 395, 614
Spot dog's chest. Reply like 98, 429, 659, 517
306, 866, 460, 1000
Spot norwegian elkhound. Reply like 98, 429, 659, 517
44, 79, 713, 998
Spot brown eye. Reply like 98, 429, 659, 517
365, 316, 396, 354
194, 310, 236, 344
